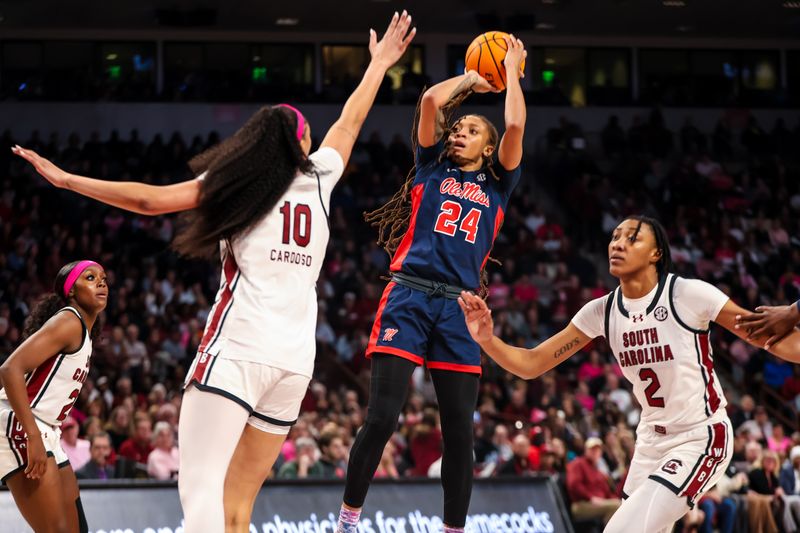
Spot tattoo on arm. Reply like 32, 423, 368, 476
553, 337, 581, 359
433, 74, 476, 140
332, 125, 357, 142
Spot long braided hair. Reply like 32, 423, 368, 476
173, 106, 313, 259
364, 89, 501, 294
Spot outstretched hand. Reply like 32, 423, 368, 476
369, 10, 416, 69
735, 304, 800, 350
503, 34, 527, 79
11, 145, 71, 188
458, 290, 494, 344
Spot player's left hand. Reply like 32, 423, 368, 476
503, 34, 527, 79
458, 291, 494, 344
735, 304, 800, 350
369, 10, 416, 69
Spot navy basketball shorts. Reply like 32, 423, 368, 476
366, 282, 481, 375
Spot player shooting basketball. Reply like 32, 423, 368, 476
336, 35, 527, 533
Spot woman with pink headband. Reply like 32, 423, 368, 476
0, 260, 107, 532
13, 11, 415, 532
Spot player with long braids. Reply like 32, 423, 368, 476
458, 215, 800, 533
336, 36, 527, 533
12, 12, 415, 532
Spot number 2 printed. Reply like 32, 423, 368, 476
433, 201, 482, 243
639, 367, 665, 408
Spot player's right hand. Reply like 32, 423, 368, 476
735, 303, 800, 349
368, 10, 416, 70
24, 434, 48, 480
458, 290, 494, 344
465, 70, 499, 94
11, 146, 71, 189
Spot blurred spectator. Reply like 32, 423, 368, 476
310, 429, 347, 479
76, 432, 115, 480
118, 413, 154, 465
498, 433, 539, 476
146, 421, 179, 480
277, 437, 318, 479
60, 416, 90, 470
408, 410, 442, 477
698, 466, 748, 533
565, 437, 621, 525
105, 405, 132, 450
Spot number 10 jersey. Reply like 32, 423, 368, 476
196, 147, 344, 378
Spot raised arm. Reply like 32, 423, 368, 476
418, 71, 497, 148
497, 35, 527, 171
321, 11, 416, 165
11, 146, 199, 215
458, 291, 592, 379
715, 299, 800, 363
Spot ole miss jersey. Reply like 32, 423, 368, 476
390, 139, 522, 289
572, 274, 730, 431
0, 307, 91, 427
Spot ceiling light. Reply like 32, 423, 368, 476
106, 53, 118, 60
783, 1, 800, 7
536, 22, 556, 30
675, 25, 692, 32
662, 0, 686, 6
275, 18, 299, 26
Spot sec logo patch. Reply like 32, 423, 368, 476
654, 306, 669, 321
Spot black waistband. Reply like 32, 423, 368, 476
390, 272, 467, 300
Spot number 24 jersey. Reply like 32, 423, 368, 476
389, 140, 522, 290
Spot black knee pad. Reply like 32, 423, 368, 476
76, 497, 88, 533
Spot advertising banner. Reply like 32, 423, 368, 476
0, 477, 572, 533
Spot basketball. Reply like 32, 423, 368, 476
464, 31, 526, 91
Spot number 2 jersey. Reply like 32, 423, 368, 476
0, 307, 91, 427
195, 147, 344, 378
572, 274, 730, 431
389, 139, 522, 289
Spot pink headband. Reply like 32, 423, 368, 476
277, 104, 306, 141
63, 260, 102, 298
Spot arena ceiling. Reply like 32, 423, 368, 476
0, 0, 798, 39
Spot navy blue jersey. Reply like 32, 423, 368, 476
390, 139, 522, 289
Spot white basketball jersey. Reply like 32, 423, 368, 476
0, 307, 91, 427
573, 274, 730, 432
196, 147, 344, 377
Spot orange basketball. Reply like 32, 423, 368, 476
464, 31, 525, 92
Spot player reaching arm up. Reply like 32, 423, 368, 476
460, 215, 800, 533
15, 12, 415, 533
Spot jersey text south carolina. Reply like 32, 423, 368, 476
618, 327, 675, 368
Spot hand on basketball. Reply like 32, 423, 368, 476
24, 434, 48, 480
369, 10, 416, 69
503, 34, 527, 79
464, 70, 499, 94
11, 145, 71, 189
458, 290, 494, 344
735, 304, 800, 349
